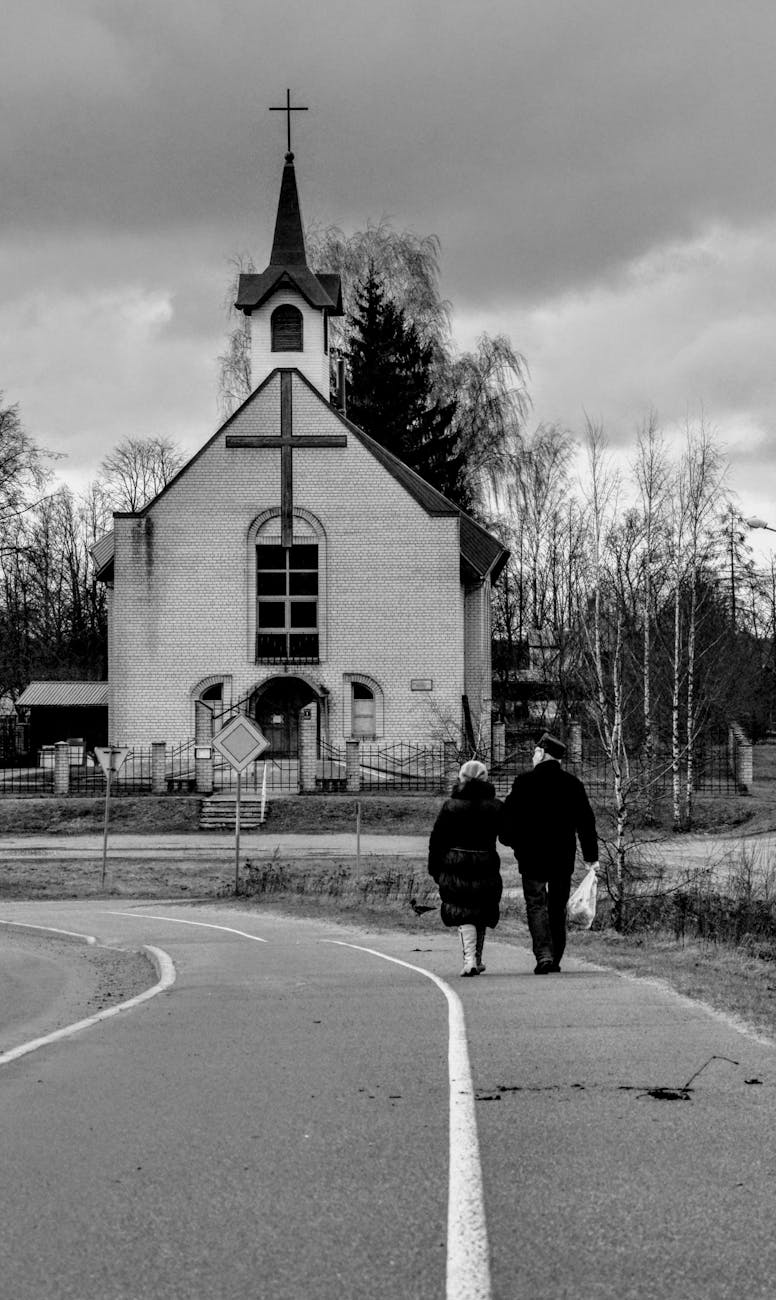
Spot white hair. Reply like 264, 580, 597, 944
458, 759, 488, 782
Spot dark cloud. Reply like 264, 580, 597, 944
3, 0, 776, 514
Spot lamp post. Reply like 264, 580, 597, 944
745, 517, 776, 533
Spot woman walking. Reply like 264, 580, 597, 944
427, 759, 503, 976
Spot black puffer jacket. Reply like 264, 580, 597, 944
428, 779, 503, 929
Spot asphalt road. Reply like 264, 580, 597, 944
1, 901, 775, 1299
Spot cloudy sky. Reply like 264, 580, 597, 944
3, 0, 776, 543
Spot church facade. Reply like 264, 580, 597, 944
95, 146, 507, 759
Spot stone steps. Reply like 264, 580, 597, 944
199, 795, 268, 830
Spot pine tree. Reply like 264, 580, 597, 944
346, 267, 471, 511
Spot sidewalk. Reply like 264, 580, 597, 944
0, 831, 439, 862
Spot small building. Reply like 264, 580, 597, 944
14, 681, 109, 759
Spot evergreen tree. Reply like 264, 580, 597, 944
346, 267, 471, 511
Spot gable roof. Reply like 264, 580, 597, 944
92, 368, 509, 585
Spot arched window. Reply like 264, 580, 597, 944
343, 674, 384, 739
271, 304, 303, 352
351, 682, 376, 738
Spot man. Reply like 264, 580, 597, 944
499, 732, 598, 974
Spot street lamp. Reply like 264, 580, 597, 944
745, 517, 776, 533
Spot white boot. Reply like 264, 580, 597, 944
475, 927, 486, 974
459, 924, 478, 976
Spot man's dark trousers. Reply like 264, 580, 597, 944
521, 873, 573, 965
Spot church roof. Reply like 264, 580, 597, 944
91, 368, 509, 586
235, 266, 343, 315
235, 153, 343, 316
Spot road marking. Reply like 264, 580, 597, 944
0, 945, 175, 1066
324, 940, 492, 1300
106, 912, 268, 941
0, 920, 97, 944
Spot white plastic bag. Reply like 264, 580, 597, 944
567, 867, 598, 929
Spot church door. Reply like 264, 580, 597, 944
252, 677, 317, 758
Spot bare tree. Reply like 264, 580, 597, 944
581, 418, 631, 920
0, 394, 48, 533
634, 412, 670, 815
98, 436, 185, 512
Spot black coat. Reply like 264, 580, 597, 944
428, 779, 503, 929
499, 760, 598, 881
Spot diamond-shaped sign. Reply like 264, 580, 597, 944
213, 715, 269, 772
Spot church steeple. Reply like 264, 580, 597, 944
269, 153, 308, 268
234, 96, 343, 399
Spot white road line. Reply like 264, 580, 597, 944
106, 912, 268, 941
0, 920, 97, 944
0, 945, 175, 1066
324, 940, 493, 1300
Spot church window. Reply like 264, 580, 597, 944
271, 304, 303, 352
351, 682, 376, 739
256, 544, 318, 661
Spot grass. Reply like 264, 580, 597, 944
0, 793, 441, 836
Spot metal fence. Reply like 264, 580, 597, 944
0, 747, 155, 796
213, 755, 300, 795
356, 742, 451, 793
0, 727, 744, 800
490, 734, 740, 800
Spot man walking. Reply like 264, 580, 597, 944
499, 732, 598, 974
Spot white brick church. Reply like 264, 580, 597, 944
93, 139, 508, 759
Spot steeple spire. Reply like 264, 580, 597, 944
269, 154, 308, 267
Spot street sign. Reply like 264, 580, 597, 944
94, 747, 131, 889
212, 716, 270, 893
94, 746, 131, 775
213, 716, 269, 772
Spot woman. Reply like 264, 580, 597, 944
428, 759, 503, 976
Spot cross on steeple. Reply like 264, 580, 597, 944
269, 88, 309, 156
225, 372, 347, 546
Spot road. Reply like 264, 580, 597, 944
1, 900, 775, 1299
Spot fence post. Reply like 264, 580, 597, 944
729, 721, 753, 792
195, 701, 214, 795
299, 703, 318, 792
346, 739, 361, 792
151, 741, 167, 795
491, 720, 505, 765
53, 741, 70, 796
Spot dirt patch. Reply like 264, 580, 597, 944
0, 925, 157, 1054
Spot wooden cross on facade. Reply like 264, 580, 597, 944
226, 371, 347, 546
269, 89, 309, 155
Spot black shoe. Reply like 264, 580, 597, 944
534, 960, 554, 975
549, 962, 561, 973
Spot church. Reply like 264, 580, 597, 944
93, 121, 508, 763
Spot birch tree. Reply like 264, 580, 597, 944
633, 413, 670, 817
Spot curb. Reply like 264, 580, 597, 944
0, 918, 97, 945
0, 938, 176, 1066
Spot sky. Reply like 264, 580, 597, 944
3, 0, 776, 553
